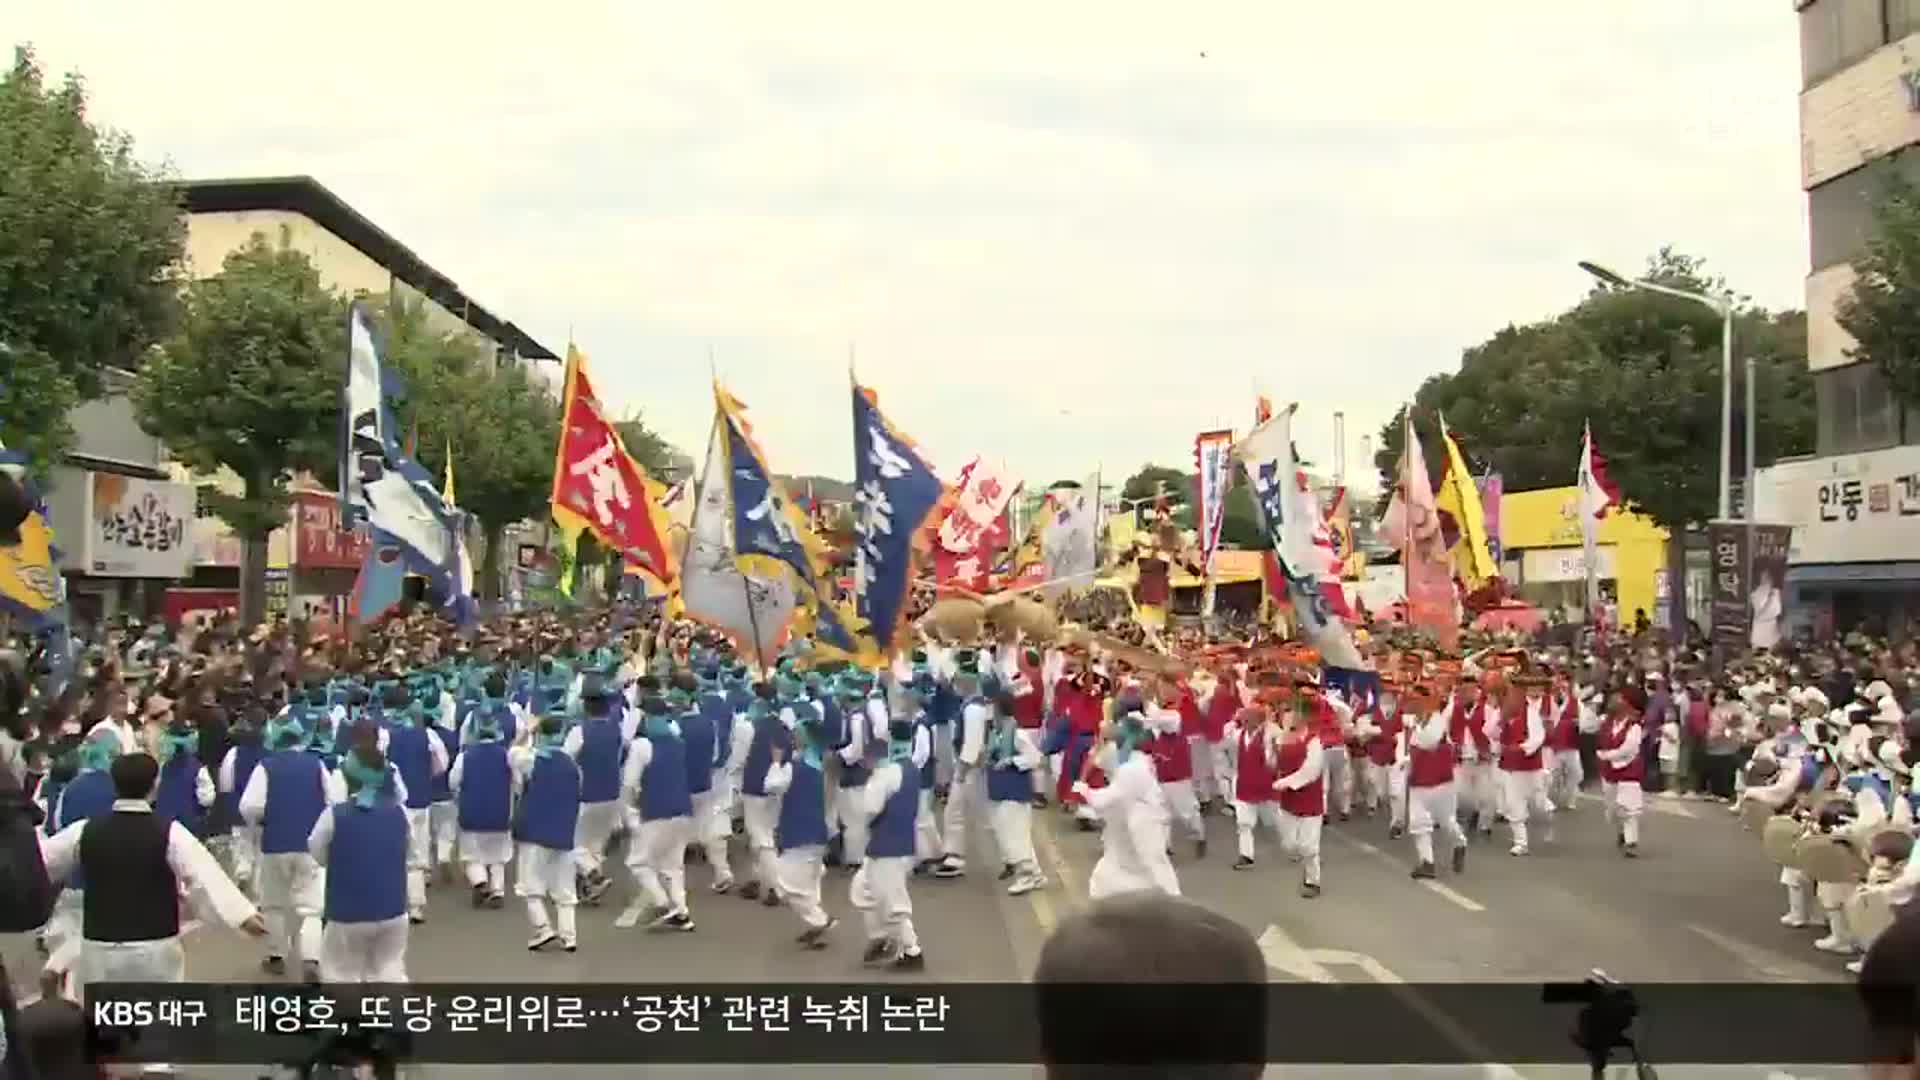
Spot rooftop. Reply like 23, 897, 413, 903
177, 175, 558, 362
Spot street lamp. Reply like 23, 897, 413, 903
1578, 260, 1738, 522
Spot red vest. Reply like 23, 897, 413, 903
1546, 697, 1579, 752
1274, 733, 1326, 818
1600, 715, 1646, 784
1064, 681, 1105, 735
1148, 730, 1193, 784
1012, 659, 1045, 729
1499, 701, 1546, 772
1408, 717, 1456, 789
1365, 709, 1400, 766
1234, 724, 1277, 803
1176, 690, 1205, 739
1451, 699, 1493, 761
1203, 683, 1240, 742
1313, 699, 1344, 747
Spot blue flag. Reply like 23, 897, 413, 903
722, 411, 817, 590
851, 386, 943, 653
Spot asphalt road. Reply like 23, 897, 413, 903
5, 785, 1853, 1078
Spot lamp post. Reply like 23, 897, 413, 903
1578, 261, 1737, 521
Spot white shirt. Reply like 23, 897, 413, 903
1273, 737, 1325, 794
956, 700, 991, 768
40, 799, 258, 936
862, 760, 905, 820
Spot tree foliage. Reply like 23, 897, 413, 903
614, 415, 681, 481
1373, 248, 1815, 534
0, 45, 186, 469
1836, 175, 1920, 408
1118, 463, 1268, 550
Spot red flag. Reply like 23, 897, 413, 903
549, 350, 674, 581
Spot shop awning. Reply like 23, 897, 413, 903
1787, 562, 1920, 585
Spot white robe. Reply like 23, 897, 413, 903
1075, 752, 1179, 899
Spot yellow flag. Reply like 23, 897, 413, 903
1434, 412, 1498, 590
442, 440, 456, 506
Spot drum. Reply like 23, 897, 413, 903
1795, 835, 1865, 885
1847, 886, 1898, 950
920, 597, 987, 643
1761, 816, 1803, 868
985, 595, 1059, 643
1740, 798, 1777, 834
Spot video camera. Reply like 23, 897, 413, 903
1542, 970, 1656, 1080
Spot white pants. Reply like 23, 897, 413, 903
628, 815, 694, 914
515, 844, 579, 946
940, 770, 986, 862
79, 936, 185, 991
1548, 749, 1584, 807
573, 801, 622, 876
1456, 763, 1495, 825
1188, 736, 1219, 803
850, 855, 919, 954
404, 807, 431, 915
1279, 811, 1323, 885
914, 788, 942, 862
707, 771, 739, 846
230, 825, 260, 886
1161, 779, 1205, 843
1499, 768, 1555, 849
461, 831, 511, 893
1782, 867, 1816, 924
1322, 747, 1352, 817
320, 917, 409, 983
256, 851, 323, 963
1234, 800, 1282, 860
834, 784, 871, 865
43, 889, 83, 982
776, 845, 830, 930
429, 801, 458, 866
933, 732, 957, 789
1601, 779, 1644, 846
689, 790, 733, 883
742, 794, 779, 889
988, 798, 1038, 871
1409, 783, 1468, 865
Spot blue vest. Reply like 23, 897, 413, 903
1799, 755, 1823, 791
387, 726, 434, 810
431, 722, 460, 802
260, 750, 328, 855
679, 709, 716, 796
741, 713, 785, 798
699, 694, 736, 770
1848, 771, 1895, 811
323, 800, 410, 923
838, 697, 875, 789
726, 687, 753, 714
220, 741, 264, 828
928, 683, 960, 727
775, 758, 830, 852
640, 732, 694, 821
915, 714, 938, 790
155, 754, 206, 836
867, 762, 920, 858
56, 770, 117, 889
513, 753, 581, 850
457, 741, 513, 833
577, 718, 623, 804
986, 732, 1031, 803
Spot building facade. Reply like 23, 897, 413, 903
51, 175, 556, 626
1495, 486, 1674, 628
1745, 2, 1920, 637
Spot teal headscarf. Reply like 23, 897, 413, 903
157, 726, 198, 765
1112, 713, 1149, 765
78, 731, 119, 773
643, 713, 679, 741
268, 713, 309, 751
340, 752, 391, 808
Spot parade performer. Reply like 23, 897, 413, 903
41, 732, 119, 998
1597, 686, 1648, 859
766, 704, 835, 948
1546, 675, 1583, 811
1356, 684, 1403, 830
681, 667, 734, 893
934, 652, 991, 879
510, 713, 583, 951
39, 753, 264, 988
619, 692, 696, 932
1310, 684, 1353, 822
1145, 680, 1206, 859
1075, 706, 1180, 899
901, 676, 943, 870
1228, 701, 1282, 871
241, 711, 329, 982
1448, 679, 1498, 837
382, 684, 449, 925
427, 674, 462, 884
1499, 675, 1556, 856
1195, 659, 1242, 812
217, 707, 266, 891
1405, 684, 1469, 880
567, 677, 629, 904
1273, 690, 1327, 898
736, 682, 789, 906
1053, 655, 1108, 828
449, 676, 514, 908
310, 740, 411, 982
833, 669, 883, 871
153, 718, 214, 838
984, 690, 1048, 893
851, 712, 927, 971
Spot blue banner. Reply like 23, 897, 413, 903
722, 411, 817, 589
851, 386, 943, 653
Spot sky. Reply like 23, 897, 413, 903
15, 2, 1807, 497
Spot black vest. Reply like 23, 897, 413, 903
78, 811, 179, 943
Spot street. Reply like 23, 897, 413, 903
4, 787, 1850, 1078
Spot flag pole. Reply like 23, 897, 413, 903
712, 376, 769, 678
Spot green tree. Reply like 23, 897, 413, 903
614, 415, 680, 481
1837, 174, 1920, 407
1120, 465, 1190, 509
0, 46, 186, 471
131, 232, 343, 625
1373, 248, 1815, 633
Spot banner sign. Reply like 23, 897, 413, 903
1749, 524, 1792, 650
86, 473, 193, 578
1708, 522, 1749, 652
292, 491, 371, 570
939, 457, 1017, 554
1194, 430, 1234, 568
1477, 473, 1504, 564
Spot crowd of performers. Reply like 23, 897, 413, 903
41, 606, 1920, 996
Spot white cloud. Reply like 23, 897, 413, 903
14, 1, 1806, 494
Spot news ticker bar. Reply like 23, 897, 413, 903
86, 982, 1895, 1065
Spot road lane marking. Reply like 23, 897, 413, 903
1032, 814, 1085, 907
1686, 922, 1838, 982
1577, 790, 1696, 819
1335, 833, 1486, 913
1256, 923, 1337, 982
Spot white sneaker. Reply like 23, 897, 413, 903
1846, 958, 1865, 975
1008, 873, 1046, 896
1508, 845, 1529, 857
1814, 935, 1854, 955
1781, 913, 1810, 928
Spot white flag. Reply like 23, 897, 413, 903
679, 410, 796, 665
1039, 479, 1098, 593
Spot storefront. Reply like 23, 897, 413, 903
1497, 486, 1672, 626
1754, 446, 1920, 640
45, 469, 197, 625
289, 490, 369, 624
